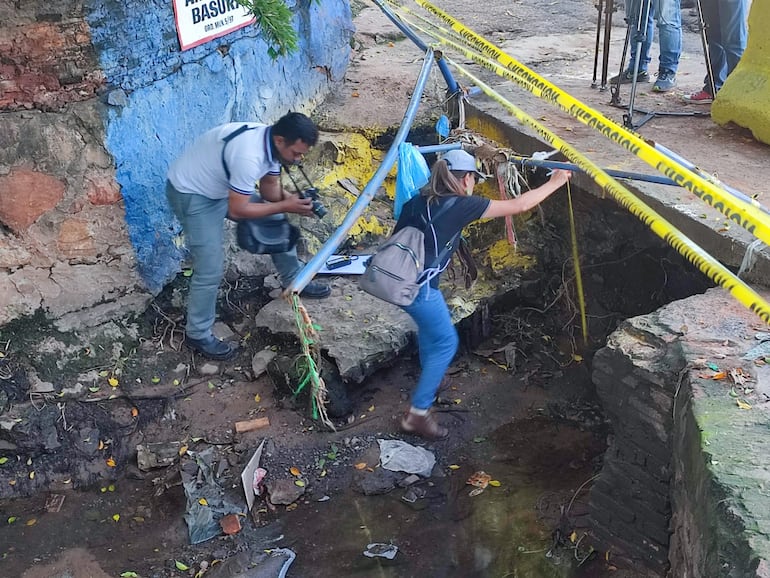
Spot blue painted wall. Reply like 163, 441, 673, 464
85, 0, 354, 292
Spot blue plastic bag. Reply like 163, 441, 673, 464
394, 142, 430, 219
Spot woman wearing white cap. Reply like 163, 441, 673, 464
395, 149, 571, 439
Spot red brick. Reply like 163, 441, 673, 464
0, 168, 66, 231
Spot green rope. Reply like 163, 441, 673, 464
290, 294, 327, 422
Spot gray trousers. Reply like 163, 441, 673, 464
166, 181, 302, 339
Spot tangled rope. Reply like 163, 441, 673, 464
290, 294, 334, 431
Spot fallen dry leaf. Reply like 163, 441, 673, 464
354, 462, 367, 470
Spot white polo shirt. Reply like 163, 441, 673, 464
167, 123, 281, 200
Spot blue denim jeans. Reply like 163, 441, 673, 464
626, 0, 682, 73
166, 181, 302, 339
700, 0, 748, 93
402, 284, 459, 410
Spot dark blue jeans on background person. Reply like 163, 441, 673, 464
402, 283, 459, 411
700, 0, 748, 94
625, 0, 682, 74
166, 181, 303, 341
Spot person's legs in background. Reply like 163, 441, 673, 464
400, 285, 458, 439
719, 0, 748, 88
684, 0, 746, 102
652, 0, 681, 91
271, 247, 331, 298
701, 0, 723, 94
613, 0, 655, 82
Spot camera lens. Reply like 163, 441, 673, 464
313, 201, 328, 219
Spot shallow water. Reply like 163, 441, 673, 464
278, 417, 606, 577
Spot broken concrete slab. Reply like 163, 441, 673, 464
254, 278, 416, 384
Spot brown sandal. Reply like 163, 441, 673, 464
401, 410, 449, 440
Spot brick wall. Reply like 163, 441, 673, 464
0, 0, 353, 327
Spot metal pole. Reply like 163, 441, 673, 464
284, 50, 436, 295
650, 141, 770, 217
370, 0, 460, 94
625, 0, 652, 128
592, 0, 605, 88
695, 0, 717, 98
509, 155, 680, 186
414, 142, 462, 154
600, 0, 615, 90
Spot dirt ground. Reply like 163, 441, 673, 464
1, 0, 767, 577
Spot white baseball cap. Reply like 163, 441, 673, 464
441, 149, 487, 182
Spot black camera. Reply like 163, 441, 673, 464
284, 165, 327, 219
299, 186, 328, 219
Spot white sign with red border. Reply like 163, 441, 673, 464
173, 0, 256, 51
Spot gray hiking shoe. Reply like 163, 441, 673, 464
610, 68, 649, 84
653, 69, 677, 92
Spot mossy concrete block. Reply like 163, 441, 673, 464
711, 0, 770, 144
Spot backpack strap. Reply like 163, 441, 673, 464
221, 124, 257, 181
420, 197, 462, 279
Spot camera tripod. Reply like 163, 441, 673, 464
595, 0, 714, 129
591, 0, 618, 91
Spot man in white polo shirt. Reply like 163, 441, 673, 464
166, 112, 330, 360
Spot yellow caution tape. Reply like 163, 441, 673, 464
442, 57, 770, 323
407, 0, 770, 246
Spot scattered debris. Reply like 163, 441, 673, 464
181, 447, 244, 544
378, 439, 435, 478
398, 474, 420, 487
363, 543, 398, 560
266, 478, 305, 505
234, 417, 270, 434
252, 348, 277, 379
467, 471, 492, 497
136, 441, 186, 471
240, 440, 265, 511
219, 513, 242, 535
45, 493, 65, 513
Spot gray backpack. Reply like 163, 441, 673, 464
360, 198, 459, 306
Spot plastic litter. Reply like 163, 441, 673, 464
181, 447, 244, 544
378, 439, 436, 478
363, 543, 399, 560
394, 142, 430, 219
435, 115, 450, 139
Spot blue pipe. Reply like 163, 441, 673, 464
371, 0, 460, 94
284, 49, 436, 295
650, 141, 770, 217
415, 142, 462, 154
510, 156, 680, 187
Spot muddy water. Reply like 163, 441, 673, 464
0, 417, 613, 577
278, 417, 607, 577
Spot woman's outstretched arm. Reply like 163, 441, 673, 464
481, 169, 572, 219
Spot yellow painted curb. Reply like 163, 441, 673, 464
711, 0, 770, 144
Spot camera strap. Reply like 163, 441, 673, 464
281, 163, 315, 195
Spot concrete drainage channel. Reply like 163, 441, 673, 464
459, 107, 770, 576
0, 121, 767, 576
254, 121, 763, 575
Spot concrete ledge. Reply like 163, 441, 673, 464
711, 1, 770, 145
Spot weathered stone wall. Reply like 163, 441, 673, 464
589, 289, 770, 577
589, 317, 683, 574
0, 0, 354, 328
